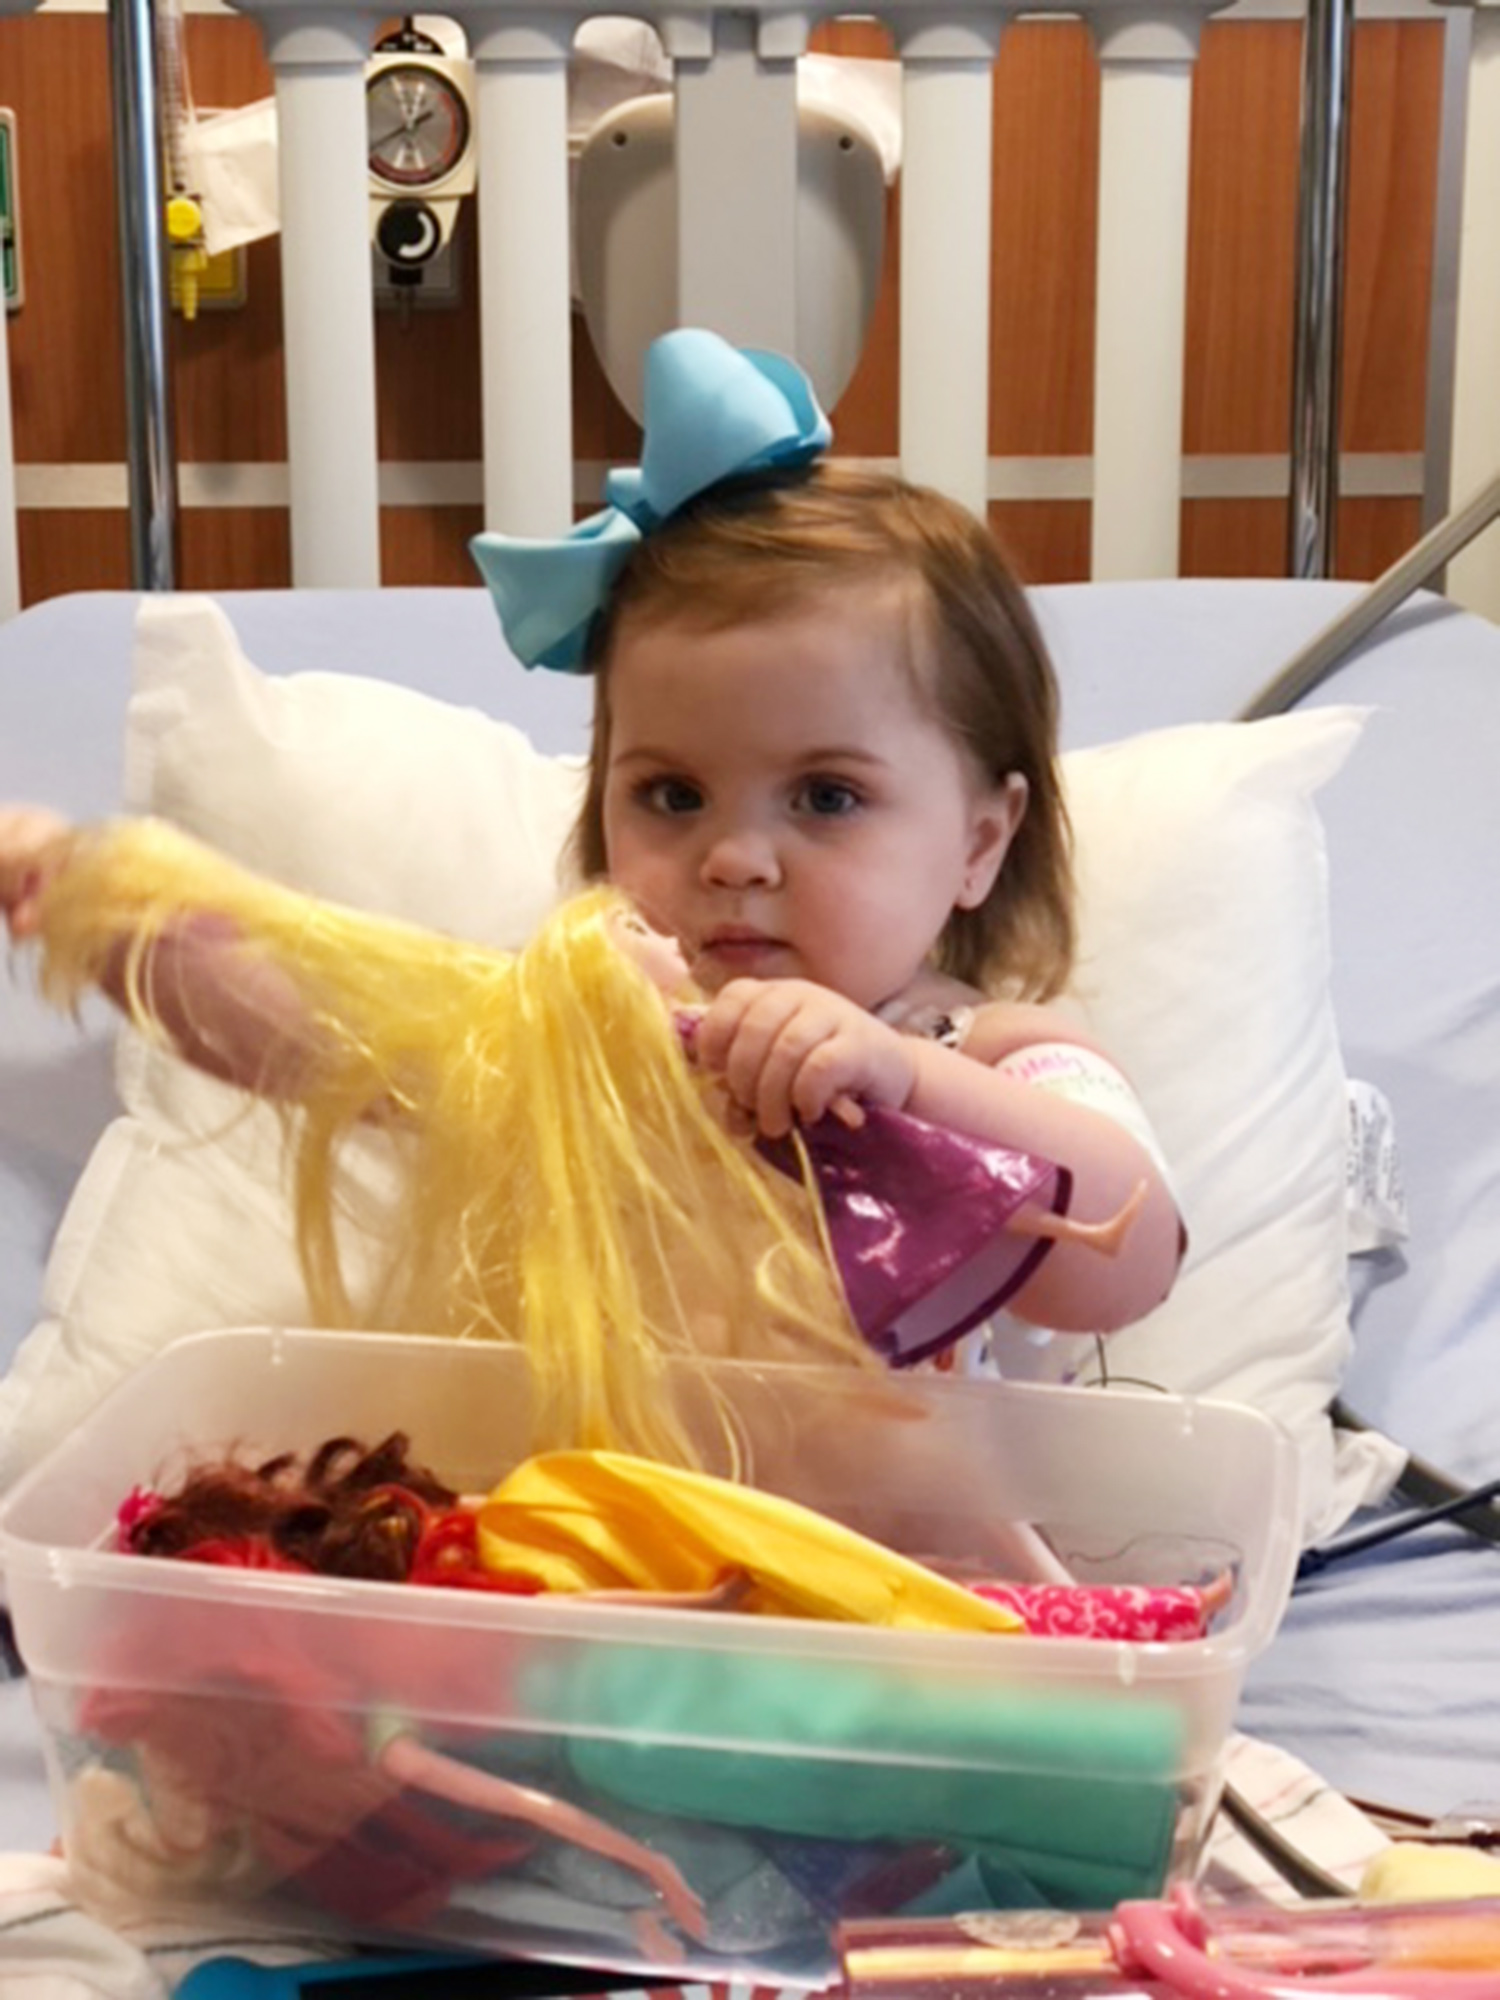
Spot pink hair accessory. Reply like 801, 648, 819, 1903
114, 1485, 162, 1540
1109, 1884, 1500, 1998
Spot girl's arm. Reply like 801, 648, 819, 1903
1, 804, 334, 1098
696, 979, 1184, 1335
901, 1012, 1185, 1334
96, 913, 330, 1097
0, 803, 76, 939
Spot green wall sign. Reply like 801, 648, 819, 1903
0, 112, 20, 310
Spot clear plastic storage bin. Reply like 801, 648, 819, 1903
0, 1328, 1299, 1986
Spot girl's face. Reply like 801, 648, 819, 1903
600, 596, 1026, 1010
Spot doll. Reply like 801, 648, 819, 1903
25, 818, 1136, 1464
117, 1431, 1231, 1644
30, 819, 867, 1466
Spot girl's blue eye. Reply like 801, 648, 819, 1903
797, 778, 862, 817
640, 776, 703, 815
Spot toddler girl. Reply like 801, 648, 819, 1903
473, 330, 1185, 1342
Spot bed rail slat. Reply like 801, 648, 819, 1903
0, 0, 33, 618
896, 21, 1001, 524
1446, 0, 1500, 623
1091, 18, 1198, 580
0, 226, 18, 623
265, 14, 382, 587
470, 19, 576, 537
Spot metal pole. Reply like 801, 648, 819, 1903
108, 0, 177, 590
1241, 465, 1500, 719
1286, 0, 1355, 579
0, 255, 19, 621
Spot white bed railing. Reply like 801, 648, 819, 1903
0, 0, 34, 621
0, 215, 16, 624
207, 0, 1227, 585
1446, 0, 1500, 619
1, 0, 1498, 619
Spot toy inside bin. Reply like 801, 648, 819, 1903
0, 1328, 1300, 1988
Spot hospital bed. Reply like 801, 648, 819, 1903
3, 0, 1500, 1979
3, 573, 1500, 1876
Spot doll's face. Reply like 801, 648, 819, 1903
599, 594, 1025, 1011
610, 909, 693, 996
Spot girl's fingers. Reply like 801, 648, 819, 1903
0, 808, 74, 934
786, 1036, 853, 1130
725, 997, 811, 1128
690, 978, 763, 1071
701, 982, 802, 1108
752, 1016, 843, 1137
697, 981, 876, 1136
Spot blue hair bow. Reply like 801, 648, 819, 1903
470, 328, 832, 673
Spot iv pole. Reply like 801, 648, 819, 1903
1258, 0, 1500, 711
108, 0, 178, 590
1287, 0, 1356, 579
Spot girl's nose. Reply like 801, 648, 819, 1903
701, 825, 781, 889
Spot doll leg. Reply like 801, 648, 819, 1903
376, 1732, 709, 1942
1007, 1179, 1148, 1258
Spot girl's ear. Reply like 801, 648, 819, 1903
956, 772, 1029, 909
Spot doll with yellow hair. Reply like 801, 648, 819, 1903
0, 807, 1122, 1463
0, 809, 885, 1465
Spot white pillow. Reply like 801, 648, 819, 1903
0, 599, 586, 1491
1060, 717, 1402, 1539
0, 597, 1400, 1540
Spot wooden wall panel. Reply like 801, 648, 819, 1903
17, 509, 130, 600
995, 494, 1425, 590
173, 237, 288, 463
166, 20, 284, 464
1338, 19, 1442, 451
572, 314, 643, 466
1184, 16, 1442, 457
0, 16, 126, 463
1181, 494, 1423, 578
989, 22, 1098, 458
988, 501, 1092, 587
380, 504, 483, 585
1183, 22, 1302, 455
0, 9, 1447, 602
178, 507, 292, 587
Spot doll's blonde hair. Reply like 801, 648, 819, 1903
33, 820, 869, 1466
572, 461, 1075, 1000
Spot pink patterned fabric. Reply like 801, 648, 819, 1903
970, 1579, 1214, 1641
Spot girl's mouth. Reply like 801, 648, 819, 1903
698, 931, 790, 974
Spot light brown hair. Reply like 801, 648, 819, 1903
572, 462, 1074, 999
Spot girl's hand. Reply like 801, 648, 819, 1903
695, 978, 917, 1138
0, 804, 74, 940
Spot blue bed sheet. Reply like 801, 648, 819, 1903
1242, 1528, 1500, 1821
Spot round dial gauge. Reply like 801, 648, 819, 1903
367, 64, 470, 189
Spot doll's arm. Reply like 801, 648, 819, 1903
902, 1012, 1185, 1334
